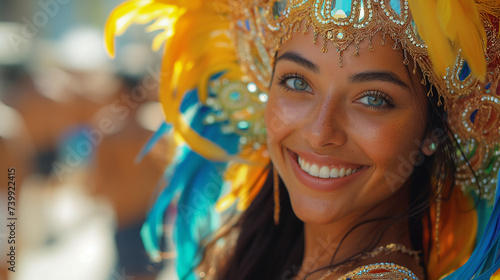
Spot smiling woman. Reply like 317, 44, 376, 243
105, 0, 500, 280
266, 29, 437, 278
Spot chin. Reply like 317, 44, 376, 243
286, 188, 348, 225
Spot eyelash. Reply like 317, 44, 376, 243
277, 73, 312, 93
276, 73, 395, 110
357, 91, 395, 110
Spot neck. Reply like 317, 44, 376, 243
295, 186, 413, 279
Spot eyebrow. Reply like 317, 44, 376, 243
275, 51, 319, 73
275, 52, 410, 89
349, 71, 410, 89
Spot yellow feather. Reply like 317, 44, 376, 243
409, 0, 454, 77
105, 0, 179, 57
104, 0, 144, 57
174, 116, 233, 161
437, 0, 454, 39
426, 187, 477, 279
151, 32, 168, 51
107, 0, 269, 212
437, 0, 487, 80
215, 193, 237, 211
411, 0, 488, 80
217, 161, 268, 212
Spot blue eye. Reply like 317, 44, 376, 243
357, 92, 393, 109
284, 77, 312, 92
359, 95, 385, 106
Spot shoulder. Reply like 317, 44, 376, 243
337, 263, 420, 280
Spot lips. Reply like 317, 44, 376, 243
286, 149, 367, 191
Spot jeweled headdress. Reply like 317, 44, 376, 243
105, 0, 500, 279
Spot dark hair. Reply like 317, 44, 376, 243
215, 166, 304, 279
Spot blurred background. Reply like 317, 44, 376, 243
0, 1, 178, 279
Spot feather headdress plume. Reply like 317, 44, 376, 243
106, 0, 242, 161
106, 2, 270, 278
408, 0, 487, 80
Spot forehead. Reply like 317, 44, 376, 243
276, 25, 409, 77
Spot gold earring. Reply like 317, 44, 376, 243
273, 167, 280, 225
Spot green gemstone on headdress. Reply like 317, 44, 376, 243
229, 91, 242, 102
237, 121, 250, 130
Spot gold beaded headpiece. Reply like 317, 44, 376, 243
226, 0, 500, 202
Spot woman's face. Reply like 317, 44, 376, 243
265, 29, 429, 225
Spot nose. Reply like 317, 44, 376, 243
301, 97, 348, 148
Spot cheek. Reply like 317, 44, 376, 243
352, 111, 426, 174
265, 94, 285, 164
348, 114, 426, 205
264, 91, 308, 145
264, 96, 287, 145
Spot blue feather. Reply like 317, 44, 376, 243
175, 157, 226, 279
135, 122, 171, 163
443, 170, 500, 279
141, 144, 196, 261
141, 85, 240, 278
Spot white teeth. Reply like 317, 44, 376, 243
330, 167, 339, 178
309, 164, 319, 177
339, 167, 345, 177
319, 166, 330, 178
297, 156, 360, 179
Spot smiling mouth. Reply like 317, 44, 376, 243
297, 156, 363, 179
